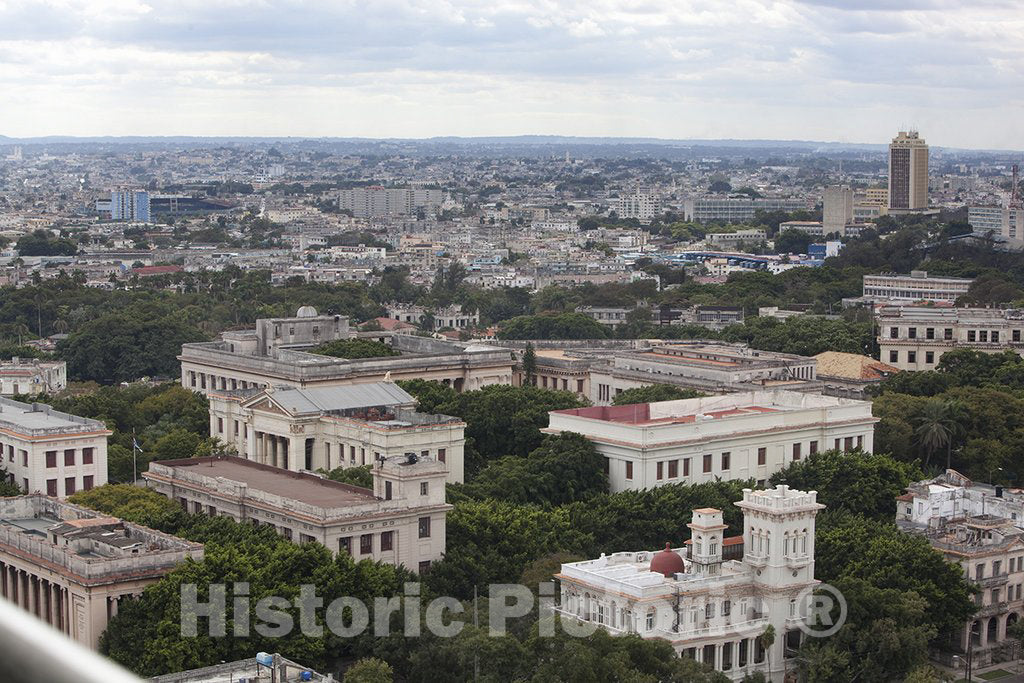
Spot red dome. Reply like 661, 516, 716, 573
649, 543, 685, 577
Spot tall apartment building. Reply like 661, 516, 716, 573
544, 391, 876, 493
0, 495, 203, 648
110, 189, 150, 222
822, 185, 853, 235
861, 270, 973, 304
969, 206, 1024, 243
888, 131, 929, 211
0, 397, 110, 497
338, 187, 443, 218
0, 358, 67, 397
144, 454, 449, 573
897, 470, 1024, 668
557, 485, 825, 681
616, 193, 662, 224
877, 306, 1024, 371
207, 381, 466, 483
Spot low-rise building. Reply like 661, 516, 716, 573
180, 306, 515, 396
877, 306, 1024, 371
545, 390, 876, 493
0, 396, 110, 497
813, 351, 900, 398
0, 358, 67, 397
862, 270, 974, 304
897, 470, 1024, 668
144, 454, 449, 573
386, 303, 479, 331
0, 495, 203, 648
556, 485, 825, 681
149, 653, 329, 683
208, 381, 465, 483
706, 229, 768, 247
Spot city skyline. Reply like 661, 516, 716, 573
1, 1, 1022, 149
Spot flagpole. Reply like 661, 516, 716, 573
132, 429, 138, 484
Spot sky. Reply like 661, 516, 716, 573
0, 0, 1022, 149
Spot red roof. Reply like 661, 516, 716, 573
133, 265, 183, 276
363, 317, 416, 331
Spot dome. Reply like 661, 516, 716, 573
649, 543, 685, 577
296, 305, 319, 318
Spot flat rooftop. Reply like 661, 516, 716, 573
0, 396, 108, 434
149, 457, 376, 508
558, 402, 778, 425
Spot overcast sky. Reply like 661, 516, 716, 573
1, 0, 1022, 149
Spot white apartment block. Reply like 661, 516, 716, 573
0, 358, 66, 397
0, 495, 203, 649
0, 397, 110, 497
862, 270, 974, 304
777, 221, 824, 237
544, 391, 876, 493
877, 306, 1024, 371
338, 187, 443, 218
684, 197, 810, 224
144, 454, 449, 574
706, 229, 768, 247
386, 303, 480, 331
897, 470, 1024, 668
616, 193, 662, 224
822, 185, 853, 236
556, 485, 825, 682
208, 382, 466, 483
968, 206, 1024, 244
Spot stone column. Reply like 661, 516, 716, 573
47, 581, 56, 626
27, 574, 36, 617
0, 561, 6, 599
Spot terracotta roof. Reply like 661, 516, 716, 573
814, 351, 901, 381
363, 317, 417, 331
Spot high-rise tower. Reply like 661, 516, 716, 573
888, 131, 929, 210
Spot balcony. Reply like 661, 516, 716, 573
976, 573, 1009, 588
785, 554, 811, 569
978, 601, 1009, 618
745, 553, 768, 568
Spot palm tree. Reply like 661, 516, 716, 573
914, 399, 963, 469
760, 624, 776, 677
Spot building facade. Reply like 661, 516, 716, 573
207, 382, 466, 483
180, 307, 515, 397
545, 391, 876, 493
110, 189, 151, 222
862, 271, 973, 304
684, 197, 810, 224
556, 485, 825, 681
888, 131, 929, 211
877, 306, 1024, 371
144, 454, 449, 573
0, 397, 110, 497
386, 303, 480, 331
822, 185, 853, 235
0, 495, 203, 648
338, 187, 443, 218
616, 193, 662, 224
0, 358, 66, 397
897, 470, 1024, 668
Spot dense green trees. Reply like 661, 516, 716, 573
611, 384, 706, 405
324, 465, 373, 488
16, 229, 79, 256
312, 339, 399, 359
498, 312, 610, 340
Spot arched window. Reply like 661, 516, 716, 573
801, 529, 808, 555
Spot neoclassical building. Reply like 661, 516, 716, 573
207, 381, 466, 483
897, 470, 1024, 668
556, 485, 825, 681
144, 454, 450, 573
179, 307, 515, 397
0, 495, 203, 649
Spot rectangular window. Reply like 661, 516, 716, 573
233, 420, 239, 436
968, 330, 977, 342
418, 516, 431, 539
945, 328, 954, 340
419, 561, 432, 574
721, 452, 730, 470
980, 331, 989, 342
703, 454, 712, 473
683, 458, 690, 477
668, 460, 678, 478
657, 461, 663, 480
420, 482, 429, 496
64, 477, 75, 496
381, 531, 394, 551
889, 350, 898, 363
908, 351, 917, 363
421, 450, 429, 459
46, 479, 57, 496
21, 451, 27, 467
438, 448, 446, 463
908, 327, 917, 339
926, 351, 934, 364
857, 435, 863, 449
339, 537, 352, 554
722, 600, 731, 616
793, 443, 801, 461
757, 447, 767, 466
82, 448, 94, 465
83, 475, 94, 491
64, 450, 75, 466
360, 534, 373, 554
45, 451, 57, 468
385, 481, 392, 500
809, 441, 818, 455
844, 436, 854, 451
926, 327, 934, 340
993, 331, 1000, 343
1015, 330, 1022, 342
889, 327, 899, 339
625, 461, 633, 480
217, 417, 223, 433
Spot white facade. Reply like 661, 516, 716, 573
0, 397, 110, 497
877, 305, 1024, 371
557, 486, 824, 682
208, 382, 466, 484
338, 187, 443, 218
0, 358, 66, 397
862, 270, 973, 304
616, 193, 662, 224
144, 454, 449, 573
706, 229, 768, 246
822, 185, 853, 236
545, 391, 876, 493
